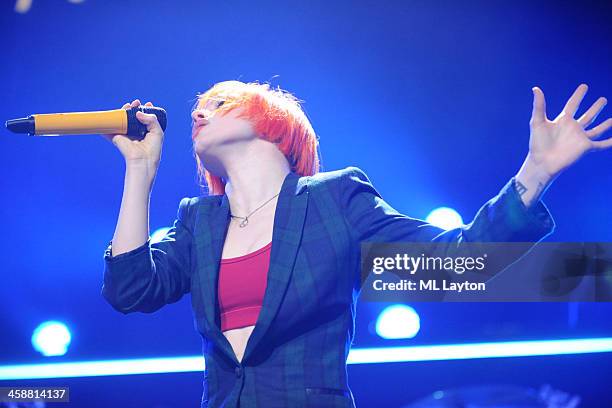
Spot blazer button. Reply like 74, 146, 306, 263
235, 366, 243, 378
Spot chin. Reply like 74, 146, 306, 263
193, 139, 213, 158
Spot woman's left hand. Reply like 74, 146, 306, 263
527, 83, 611, 180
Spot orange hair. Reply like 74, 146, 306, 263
192, 80, 320, 195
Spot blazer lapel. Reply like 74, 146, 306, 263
243, 172, 309, 362
193, 193, 232, 359
193, 171, 309, 364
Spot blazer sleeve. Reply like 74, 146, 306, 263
340, 167, 556, 284
101, 197, 194, 314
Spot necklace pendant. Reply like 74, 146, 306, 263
239, 218, 249, 228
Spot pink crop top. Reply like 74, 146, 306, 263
218, 242, 272, 332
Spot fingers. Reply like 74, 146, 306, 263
586, 117, 612, 140
135, 110, 162, 133
104, 100, 148, 138
103, 99, 158, 144
123, 99, 153, 109
562, 83, 588, 117
530, 86, 547, 125
578, 97, 607, 130
591, 135, 612, 151
126, 100, 154, 109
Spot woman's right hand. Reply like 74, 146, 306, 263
101, 99, 165, 169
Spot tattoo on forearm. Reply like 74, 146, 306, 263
516, 180, 527, 196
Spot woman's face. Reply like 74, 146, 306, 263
191, 97, 257, 158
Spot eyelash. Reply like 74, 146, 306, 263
192, 100, 225, 124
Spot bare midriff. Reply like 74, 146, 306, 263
223, 325, 255, 363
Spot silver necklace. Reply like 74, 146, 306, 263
230, 192, 280, 228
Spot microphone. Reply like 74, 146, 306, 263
5, 106, 167, 140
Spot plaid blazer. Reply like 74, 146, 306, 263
102, 166, 555, 408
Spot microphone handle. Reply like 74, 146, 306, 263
6, 106, 167, 139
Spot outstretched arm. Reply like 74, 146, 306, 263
346, 84, 609, 290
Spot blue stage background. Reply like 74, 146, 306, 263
1, 1, 610, 406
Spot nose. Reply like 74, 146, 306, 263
191, 109, 208, 122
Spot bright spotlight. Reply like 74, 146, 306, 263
375, 304, 420, 339
150, 227, 171, 243
426, 207, 463, 230
31, 321, 71, 357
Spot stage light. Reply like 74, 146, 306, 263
3, 338, 612, 380
375, 304, 420, 339
14, 0, 84, 14
31, 321, 71, 357
150, 227, 171, 243
0, 356, 204, 380
426, 207, 464, 230
348, 338, 612, 364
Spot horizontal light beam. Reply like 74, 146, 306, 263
1, 338, 611, 380
0, 356, 205, 380
347, 338, 612, 364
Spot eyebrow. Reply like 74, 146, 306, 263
190, 98, 226, 125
